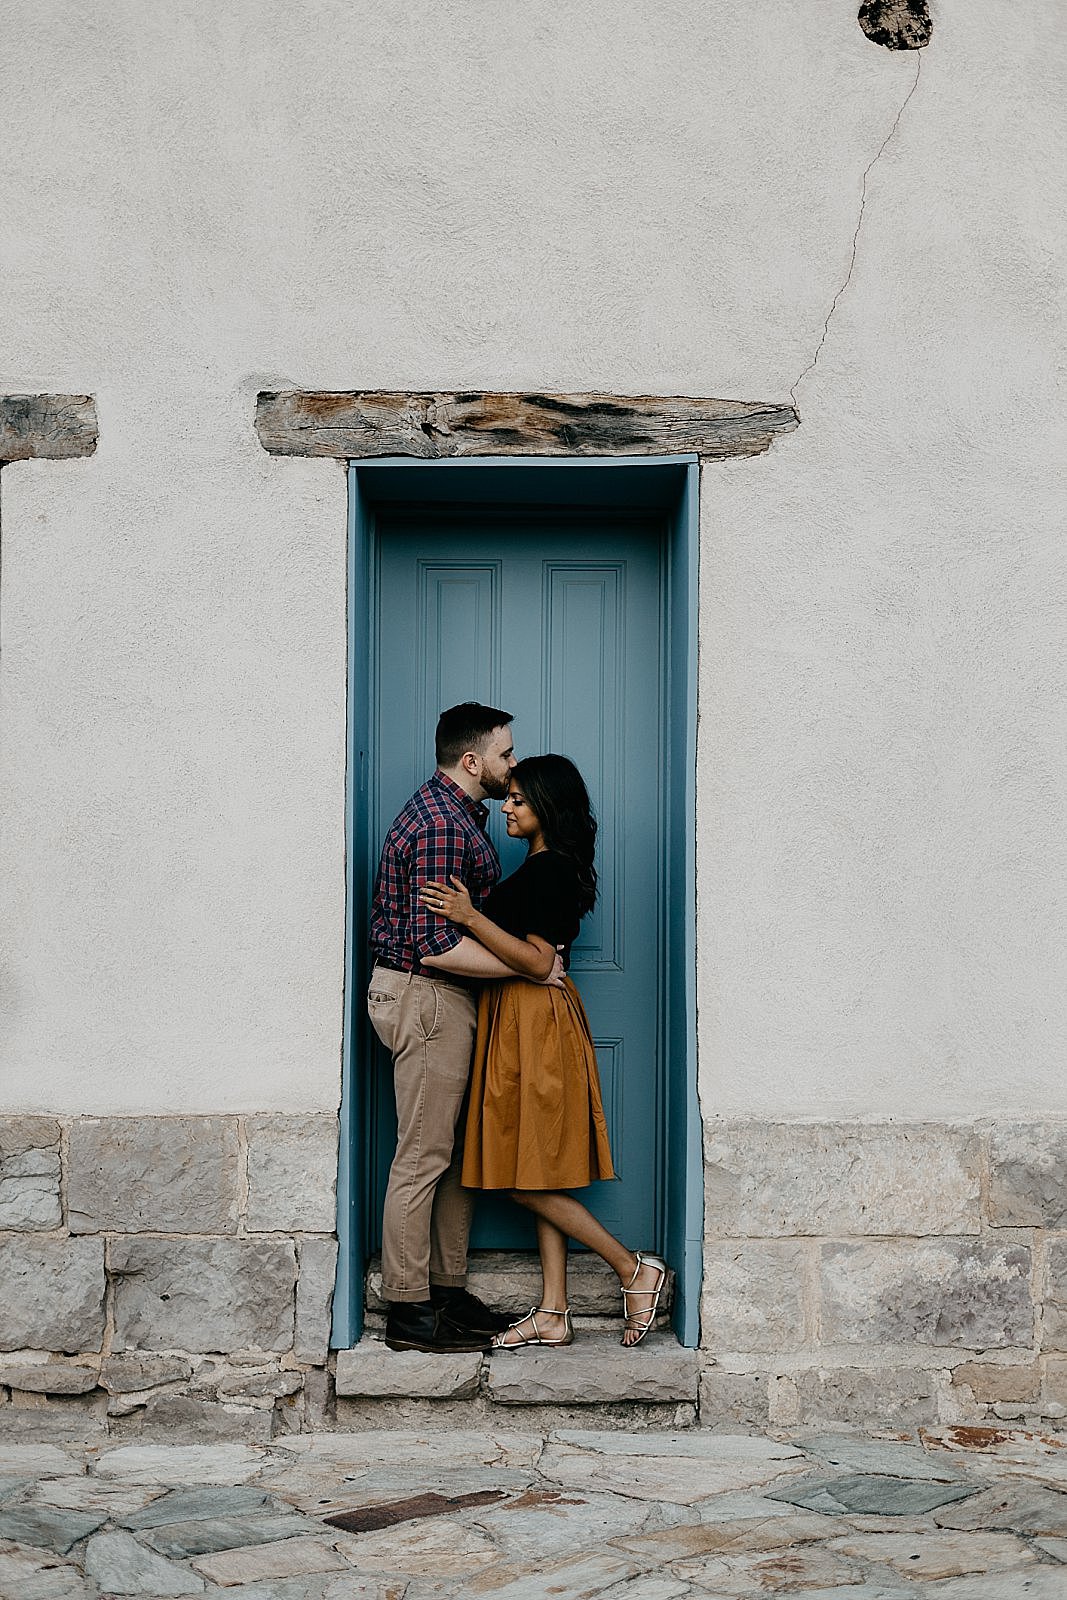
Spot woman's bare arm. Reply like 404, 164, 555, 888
423, 936, 520, 980
421, 876, 558, 980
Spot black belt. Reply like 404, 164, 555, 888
371, 956, 412, 975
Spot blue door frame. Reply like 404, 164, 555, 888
333, 455, 703, 1347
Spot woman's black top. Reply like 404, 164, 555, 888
482, 850, 583, 967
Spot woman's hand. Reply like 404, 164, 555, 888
534, 946, 568, 989
420, 875, 475, 927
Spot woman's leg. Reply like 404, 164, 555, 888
495, 1212, 571, 1346
535, 1214, 569, 1311
511, 1189, 664, 1346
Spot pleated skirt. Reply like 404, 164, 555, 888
461, 977, 616, 1191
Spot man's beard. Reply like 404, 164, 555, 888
481, 770, 511, 800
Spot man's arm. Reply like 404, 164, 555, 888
407, 820, 471, 967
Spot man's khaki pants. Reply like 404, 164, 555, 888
367, 964, 478, 1304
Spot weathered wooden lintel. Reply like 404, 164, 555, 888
0, 395, 98, 462
255, 390, 798, 463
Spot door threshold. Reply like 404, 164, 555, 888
335, 1329, 699, 1407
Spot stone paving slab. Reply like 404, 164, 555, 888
539, 1452, 807, 1505
278, 1463, 536, 1515
767, 1471, 980, 1517
552, 1427, 804, 1459
933, 1478, 1067, 1535
94, 1443, 267, 1484
266, 1428, 542, 1469
0, 1443, 82, 1476
798, 1434, 966, 1481
142, 1510, 315, 1559
673, 1540, 866, 1591
5, 1424, 1067, 1596
595, 1580, 694, 1600
692, 1488, 832, 1522
204, 1582, 339, 1600
829, 1528, 1038, 1580
469, 1484, 657, 1558
539, 1432, 809, 1505
0, 1502, 108, 1552
834, 1512, 967, 1535
969, 1452, 1067, 1492
191, 1534, 350, 1585
922, 1424, 1067, 1464
331, 1515, 500, 1577
444, 1547, 646, 1598
324, 1581, 414, 1600
84, 1527, 205, 1595
763, 1586, 915, 1600
614, 1511, 830, 1563
119, 1485, 271, 1527
0, 1541, 92, 1599
31, 1475, 165, 1516
969, 1462, 1067, 1506
930, 1574, 1067, 1598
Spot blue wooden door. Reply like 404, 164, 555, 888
369, 511, 664, 1249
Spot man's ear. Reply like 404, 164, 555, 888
460, 749, 480, 776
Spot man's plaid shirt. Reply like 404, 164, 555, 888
369, 770, 501, 975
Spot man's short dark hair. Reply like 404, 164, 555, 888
436, 702, 513, 768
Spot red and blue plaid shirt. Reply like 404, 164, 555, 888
369, 770, 501, 975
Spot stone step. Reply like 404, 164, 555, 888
363, 1250, 675, 1320
335, 1330, 699, 1406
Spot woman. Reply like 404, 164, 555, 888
420, 754, 666, 1349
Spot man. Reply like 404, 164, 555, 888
368, 702, 543, 1352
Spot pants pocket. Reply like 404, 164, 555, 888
416, 982, 441, 1043
368, 992, 399, 1051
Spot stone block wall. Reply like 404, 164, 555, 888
0, 1115, 339, 1438
8, 1111, 1067, 1438
699, 1120, 1067, 1432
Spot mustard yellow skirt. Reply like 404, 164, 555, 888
461, 977, 616, 1190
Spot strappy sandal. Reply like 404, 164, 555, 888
490, 1306, 573, 1350
620, 1252, 667, 1346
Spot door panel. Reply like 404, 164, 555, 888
370, 511, 663, 1249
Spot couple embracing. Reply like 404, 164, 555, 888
367, 702, 666, 1355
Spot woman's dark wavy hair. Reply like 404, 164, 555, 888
511, 754, 597, 916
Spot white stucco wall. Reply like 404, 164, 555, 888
0, 1, 1062, 1115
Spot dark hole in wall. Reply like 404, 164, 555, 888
858, 0, 933, 50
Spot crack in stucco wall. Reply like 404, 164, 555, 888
790, 54, 923, 415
